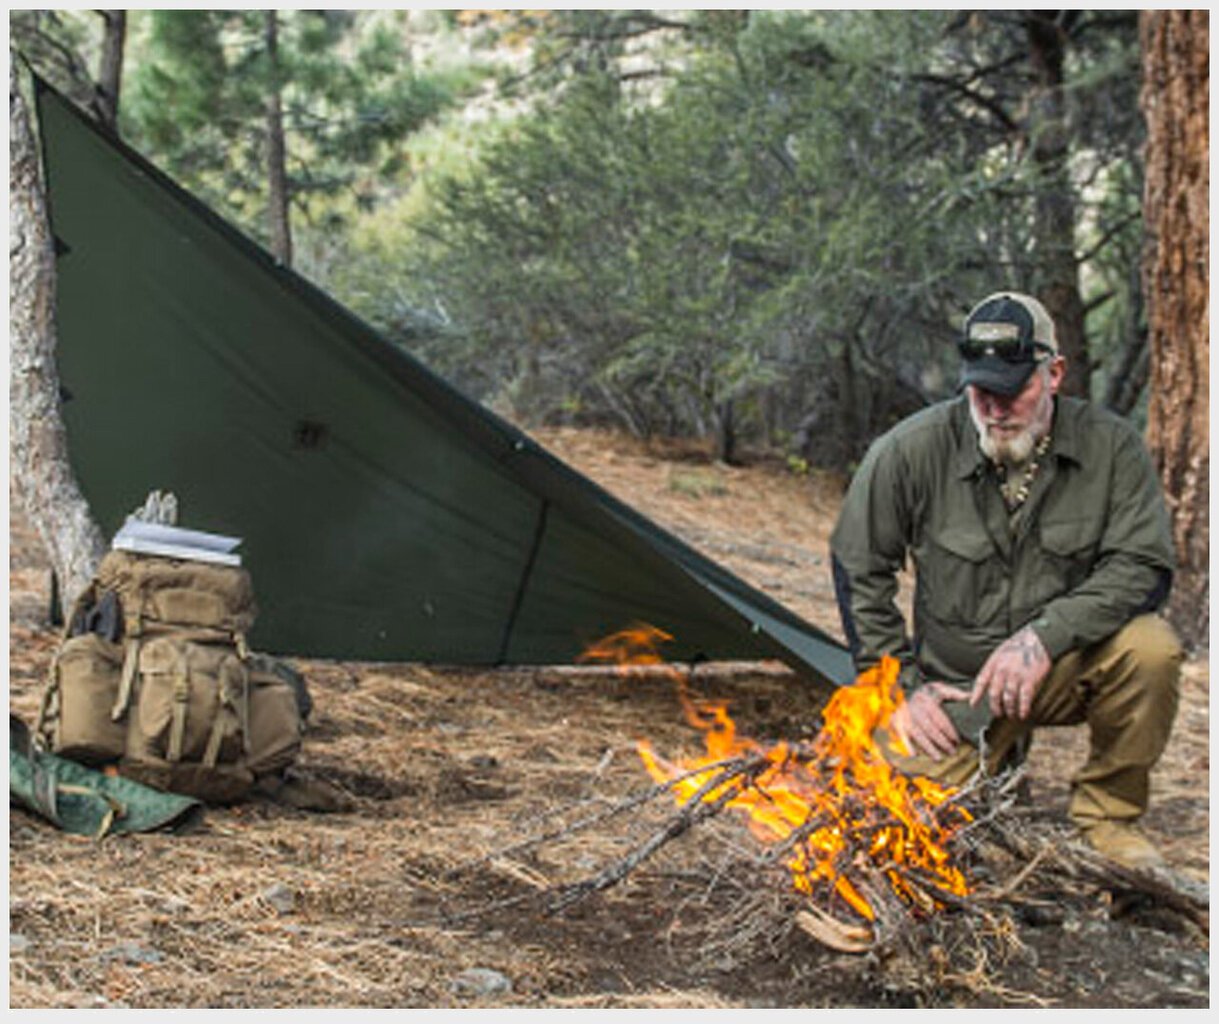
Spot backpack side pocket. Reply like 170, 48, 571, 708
47, 634, 127, 765
244, 665, 304, 777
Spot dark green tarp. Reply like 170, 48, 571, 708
34, 79, 852, 688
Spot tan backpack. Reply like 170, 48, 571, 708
37, 550, 305, 804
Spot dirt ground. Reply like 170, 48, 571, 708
7, 427, 1211, 1008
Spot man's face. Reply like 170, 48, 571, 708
967, 357, 1064, 463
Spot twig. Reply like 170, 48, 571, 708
545, 759, 770, 914
441, 753, 760, 880
427, 755, 769, 926
986, 840, 1053, 901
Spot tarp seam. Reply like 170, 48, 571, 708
497, 499, 551, 664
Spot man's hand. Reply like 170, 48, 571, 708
890, 681, 972, 759
970, 626, 1051, 720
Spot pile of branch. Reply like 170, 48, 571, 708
954, 785, 1210, 935
439, 755, 1209, 963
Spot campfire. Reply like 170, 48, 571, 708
440, 623, 1206, 991
578, 623, 973, 949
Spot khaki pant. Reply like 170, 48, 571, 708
879, 614, 1184, 825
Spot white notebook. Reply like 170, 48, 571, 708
112, 518, 243, 567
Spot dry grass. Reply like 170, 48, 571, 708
8, 428, 1209, 1008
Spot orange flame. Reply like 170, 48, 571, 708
580, 624, 972, 922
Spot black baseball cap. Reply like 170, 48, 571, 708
959, 292, 1058, 397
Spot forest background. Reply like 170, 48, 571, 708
9, 8, 1208, 648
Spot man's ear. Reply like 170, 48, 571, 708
1047, 356, 1066, 395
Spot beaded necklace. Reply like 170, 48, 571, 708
996, 432, 1053, 512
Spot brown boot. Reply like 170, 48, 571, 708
1078, 819, 1165, 870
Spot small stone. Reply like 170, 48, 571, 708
155, 894, 190, 915
102, 942, 163, 966
10, 934, 31, 954
450, 967, 513, 998
262, 883, 296, 914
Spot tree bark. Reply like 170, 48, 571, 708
9, 64, 108, 606
95, 10, 126, 132
1025, 11, 1090, 399
264, 10, 293, 267
1140, 11, 1209, 651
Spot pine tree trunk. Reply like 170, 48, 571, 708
1140, 10, 1209, 650
264, 10, 293, 267
95, 10, 126, 132
1025, 11, 1090, 400
1102, 263, 1149, 416
716, 399, 738, 465
9, 65, 108, 607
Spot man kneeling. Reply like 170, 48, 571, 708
829, 291, 1183, 869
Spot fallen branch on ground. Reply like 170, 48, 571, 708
964, 801, 1210, 933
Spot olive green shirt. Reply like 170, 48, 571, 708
829, 395, 1174, 740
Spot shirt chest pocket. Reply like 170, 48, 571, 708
1032, 516, 1102, 601
918, 526, 1006, 626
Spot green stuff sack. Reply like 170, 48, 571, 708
10, 715, 204, 838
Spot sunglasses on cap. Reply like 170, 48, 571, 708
958, 321, 1055, 364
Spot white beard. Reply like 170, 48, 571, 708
969, 398, 1041, 466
